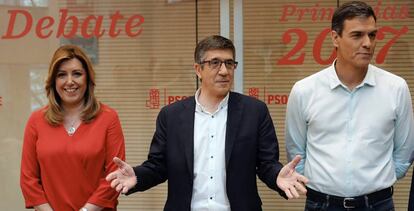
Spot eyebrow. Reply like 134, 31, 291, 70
208, 57, 234, 61
57, 69, 84, 73
349, 29, 378, 35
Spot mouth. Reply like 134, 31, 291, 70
64, 87, 79, 94
358, 52, 372, 56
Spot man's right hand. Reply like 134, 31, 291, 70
106, 157, 137, 194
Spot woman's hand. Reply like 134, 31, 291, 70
34, 203, 53, 211
79, 203, 103, 211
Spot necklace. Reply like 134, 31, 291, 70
67, 120, 76, 136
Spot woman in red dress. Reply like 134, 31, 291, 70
20, 45, 126, 211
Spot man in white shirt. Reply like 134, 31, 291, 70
285, 1, 414, 210
106, 35, 308, 211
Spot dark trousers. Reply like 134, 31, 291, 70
305, 187, 394, 211
409, 171, 414, 211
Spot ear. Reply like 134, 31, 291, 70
194, 63, 203, 79
331, 30, 340, 48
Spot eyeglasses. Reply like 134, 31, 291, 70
199, 58, 238, 70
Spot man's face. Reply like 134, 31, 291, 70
195, 49, 235, 98
332, 16, 377, 69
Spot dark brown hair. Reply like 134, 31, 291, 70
194, 35, 236, 64
332, 1, 376, 36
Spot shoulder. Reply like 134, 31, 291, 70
288, 68, 329, 101
99, 103, 118, 115
231, 91, 263, 103
230, 91, 268, 110
293, 66, 330, 91
99, 103, 119, 115
25, 106, 48, 129
370, 65, 407, 87
96, 103, 121, 122
28, 106, 47, 122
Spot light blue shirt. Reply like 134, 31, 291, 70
191, 89, 230, 211
285, 62, 414, 197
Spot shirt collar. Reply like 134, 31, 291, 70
328, 60, 376, 90
195, 89, 229, 114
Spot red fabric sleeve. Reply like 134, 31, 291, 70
87, 111, 126, 208
20, 112, 49, 208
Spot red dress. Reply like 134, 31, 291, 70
20, 104, 126, 210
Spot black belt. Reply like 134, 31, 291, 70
306, 187, 393, 209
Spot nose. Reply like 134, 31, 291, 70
218, 62, 229, 75
67, 75, 74, 85
362, 34, 372, 49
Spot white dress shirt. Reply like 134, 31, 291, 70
285, 62, 414, 197
191, 89, 231, 211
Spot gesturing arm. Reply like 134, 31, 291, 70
106, 157, 137, 194
106, 107, 169, 194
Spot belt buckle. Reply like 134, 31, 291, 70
343, 197, 355, 209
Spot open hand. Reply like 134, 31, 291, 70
105, 157, 137, 194
276, 155, 308, 199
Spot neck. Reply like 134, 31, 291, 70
198, 90, 227, 113
335, 60, 368, 91
62, 103, 83, 135
63, 103, 84, 118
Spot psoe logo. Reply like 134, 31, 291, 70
145, 88, 189, 109
248, 87, 288, 105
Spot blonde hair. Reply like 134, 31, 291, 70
44, 45, 100, 125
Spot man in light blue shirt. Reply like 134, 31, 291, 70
285, 1, 414, 210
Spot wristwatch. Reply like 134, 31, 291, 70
81, 208, 88, 211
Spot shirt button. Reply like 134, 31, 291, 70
210, 197, 213, 200
211, 116, 214, 118
210, 176, 213, 179
211, 156, 213, 158
211, 135, 214, 138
